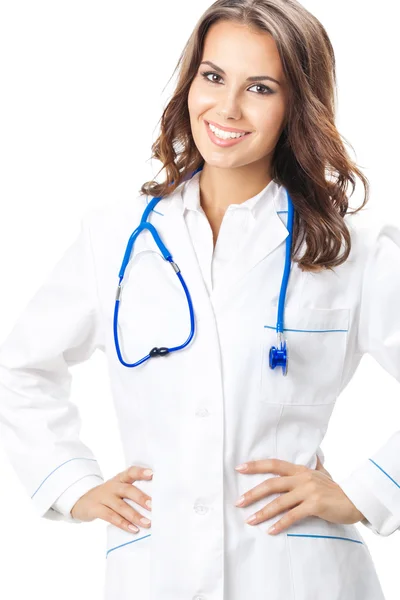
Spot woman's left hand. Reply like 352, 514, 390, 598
234, 456, 365, 534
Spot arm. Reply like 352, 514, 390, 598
0, 211, 105, 524
337, 220, 400, 536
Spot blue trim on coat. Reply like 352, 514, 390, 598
31, 457, 98, 498
287, 533, 363, 544
369, 458, 400, 488
264, 325, 348, 333
146, 196, 164, 216
106, 534, 152, 557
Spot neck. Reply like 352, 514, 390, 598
199, 160, 273, 216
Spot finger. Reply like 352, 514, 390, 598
102, 495, 152, 530
237, 458, 308, 477
314, 457, 332, 479
236, 474, 300, 507
268, 501, 313, 535
245, 486, 305, 525
115, 465, 153, 484
113, 481, 152, 512
315, 456, 328, 473
94, 505, 144, 534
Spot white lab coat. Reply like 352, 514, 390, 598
0, 170, 399, 600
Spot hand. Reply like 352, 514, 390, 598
70, 465, 153, 533
234, 457, 365, 535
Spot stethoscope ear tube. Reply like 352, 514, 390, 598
268, 188, 294, 376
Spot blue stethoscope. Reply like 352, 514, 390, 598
113, 165, 294, 375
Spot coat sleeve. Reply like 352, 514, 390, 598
337, 220, 400, 536
52, 474, 104, 518
0, 210, 106, 523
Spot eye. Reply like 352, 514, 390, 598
200, 70, 274, 96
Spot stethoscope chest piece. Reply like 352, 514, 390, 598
269, 338, 289, 376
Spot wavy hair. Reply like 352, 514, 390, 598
140, 0, 369, 273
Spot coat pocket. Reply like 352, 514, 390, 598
104, 523, 152, 600
260, 306, 350, 405
286, 516, 385, 600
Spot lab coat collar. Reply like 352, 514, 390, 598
144, 173, 290, 315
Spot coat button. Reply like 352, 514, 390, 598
195, 408, 209, 417
194, 503, 209, 515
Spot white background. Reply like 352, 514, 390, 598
0, 1, 399, 598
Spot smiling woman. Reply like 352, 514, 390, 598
141, 4, 370, 274
0, 1, 397, 600
187, 21, 288, 179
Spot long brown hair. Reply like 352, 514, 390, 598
140, 0, 369, 273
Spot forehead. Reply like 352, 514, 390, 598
202, 20, 284, 78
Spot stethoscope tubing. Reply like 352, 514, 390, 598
113, 213, 196, 368
113, 165, 294, 374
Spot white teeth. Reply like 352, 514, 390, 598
208, 122, 247, 139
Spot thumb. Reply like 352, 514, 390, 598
315, 455, 332, 479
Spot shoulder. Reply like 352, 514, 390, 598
82, 183, 181, 234
344, 207, 400, 275
82, 193, 149, 231
79, 185, 182, 264
345, 207, 394, 259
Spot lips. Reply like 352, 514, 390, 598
206, 119, 251, 134
204, 119, 252, 148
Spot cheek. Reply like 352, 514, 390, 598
188, 81, 215, 116
252, 101, 286, 140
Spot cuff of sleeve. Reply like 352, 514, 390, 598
52, 474, 104, 521
337, 459, 400, 537
30, 456, 104, 522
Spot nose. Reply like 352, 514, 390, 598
217, 92, 243, 121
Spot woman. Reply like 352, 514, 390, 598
0, 1, 397, 598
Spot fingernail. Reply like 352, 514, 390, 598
143, 469, 153, 476
128, 524, 139, 532
235, 496, 245, 506
235, 463, 248, 471
145, 499, 152, 509
246, 514, 257, 524
140, 517, 151, 525
268, 525, 277, 534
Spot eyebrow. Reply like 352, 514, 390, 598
199, 60, 281, 86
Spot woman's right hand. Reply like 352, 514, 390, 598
70, 465, 153, 533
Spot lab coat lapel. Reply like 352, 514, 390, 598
140, 178, 290, 320
143, 186, 214, 323
210, 187, 290, 308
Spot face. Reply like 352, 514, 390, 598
187, 20, 288, 171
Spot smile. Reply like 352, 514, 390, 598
208, 122, 248, 139
205, 120, 252, 148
